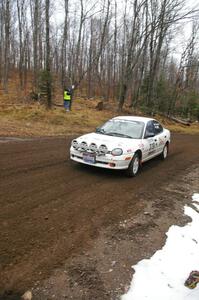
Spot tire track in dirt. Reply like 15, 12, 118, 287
0, 133, 198, 296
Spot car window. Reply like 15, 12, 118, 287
144, 121, 155, 137
100, 120, 145, 139
153, 121, 163, 134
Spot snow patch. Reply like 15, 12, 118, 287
122, 193, 199, 300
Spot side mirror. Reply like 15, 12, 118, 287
96, 127, 101, 132
96, 127, 105, 134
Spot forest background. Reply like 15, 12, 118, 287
0, 0, 199, 137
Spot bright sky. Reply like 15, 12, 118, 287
122, 193, 199, 300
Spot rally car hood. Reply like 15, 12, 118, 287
75, 132, 141, 151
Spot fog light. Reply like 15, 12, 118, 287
109, 163, 116, 167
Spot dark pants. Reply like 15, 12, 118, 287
64, 100, 70, 110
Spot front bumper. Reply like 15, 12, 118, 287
70, 148, 133, 170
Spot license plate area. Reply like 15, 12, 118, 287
83, 152, 96, 164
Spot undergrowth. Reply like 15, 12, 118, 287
0, 98, 198, 137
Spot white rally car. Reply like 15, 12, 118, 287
70, 116, 171, 177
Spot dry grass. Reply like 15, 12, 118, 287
1, 70, 198, 137
0, 94, 198, 137
0, 98, 115, 137
165, 123, 199, 135
156, 115, 199, 135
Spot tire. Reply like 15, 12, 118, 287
161, 143, 168, 160
126, 153, 140, 177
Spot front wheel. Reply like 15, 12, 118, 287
126, 153, 140, 177
161, 143, 169, 160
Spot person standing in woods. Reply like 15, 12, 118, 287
63, 87, 71, 112
68, 84, 75, 111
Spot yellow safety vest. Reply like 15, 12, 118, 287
64, 91, 71, 101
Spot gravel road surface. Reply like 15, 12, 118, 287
0, 134, 198, 299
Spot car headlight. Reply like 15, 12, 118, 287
72, 139, 79, 150
111, 148, 123, 156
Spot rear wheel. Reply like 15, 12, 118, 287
126, 153, 140, 177
161, 143, 168, 160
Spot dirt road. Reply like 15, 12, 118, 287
0, 134, 198, 300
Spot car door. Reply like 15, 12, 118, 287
152, 120, 165, 154
142, 121, 158, 161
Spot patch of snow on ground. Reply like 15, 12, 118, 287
122, 193, 199, 300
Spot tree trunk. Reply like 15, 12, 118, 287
45, 0, 51, 108
61, 0, 69, 88
3, 0, 10, 92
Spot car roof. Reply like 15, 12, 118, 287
112, 116, 154, 124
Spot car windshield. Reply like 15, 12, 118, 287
97, 120, 145, 139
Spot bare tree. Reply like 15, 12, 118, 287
17, 0, 28, 89
45, 0, 52, 108
118, 0, 148, 111
2, 0, 11, 92
61, 0, 69, 88
32, 0, 39, 89
168, 23, 199, 116
0, 2, 4, 84
0, 0, 198, 118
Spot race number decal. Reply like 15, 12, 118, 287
149, 139, 155, 155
